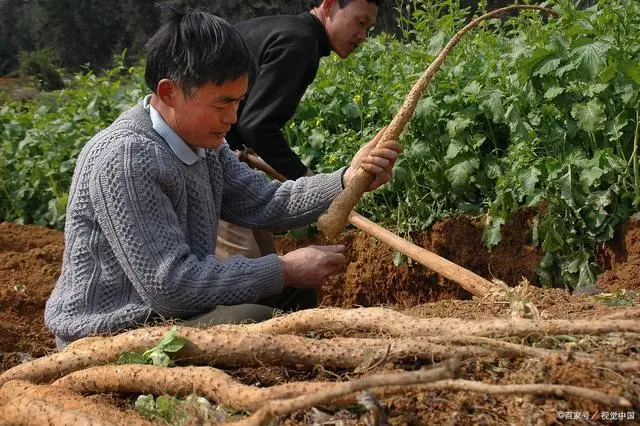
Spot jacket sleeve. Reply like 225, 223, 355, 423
235, 42, 318, 180
215, 146, 344, 231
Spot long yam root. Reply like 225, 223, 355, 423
317, 5, 558, 237
239, 307, 640, 339
230, 359, 460, 426
0, 326, 483, 385
54, 364, 330, 412
228, 366, 631, 426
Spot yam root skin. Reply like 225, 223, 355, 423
54, 364, 330, 412
0, 326, 478, 385
0, 379, 152, 426
5, 307, 639, 386
240, 307, 640, 339
317, 5, 558, 237
230, 359, 460, 426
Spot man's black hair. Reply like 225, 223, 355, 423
145, 9, 256, 95
308, 0, 384, 8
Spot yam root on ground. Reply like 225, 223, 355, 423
227, 367, 631, 426
228, 359, 459, 426
54, 364, 331, 412
0, 380, 151, 426
0, 326, 482, 385
238, 307, 640, 338
4, 307, 638, 386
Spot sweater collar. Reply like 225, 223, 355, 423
306, 12, 331, 58
143, 95, 205, 165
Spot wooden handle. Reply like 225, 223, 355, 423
316, 5, 558, 238
348, 212, 494, 298
244, 152, 495, 297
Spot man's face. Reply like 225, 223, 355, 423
170, 76, 248, 149
325, 0, 378, 58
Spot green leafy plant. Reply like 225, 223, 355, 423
134, 393, 229, 425
289, 0, 640, 290
118, 326, 190, 367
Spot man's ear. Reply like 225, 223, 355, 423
156, 79, 178, 106
322, 0, 338, 14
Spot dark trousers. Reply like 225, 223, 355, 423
182, 287, 317, 326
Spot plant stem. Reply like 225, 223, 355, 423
633, 107, 640, 205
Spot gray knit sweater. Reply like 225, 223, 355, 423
45, 101, 344, 341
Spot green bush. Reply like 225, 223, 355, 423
1, 52, 146, 229
289, 0, 640, 290
18, 48, 64, 91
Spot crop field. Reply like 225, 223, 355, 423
0, 1, 639, 425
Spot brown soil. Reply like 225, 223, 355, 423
1, 214, 639, 425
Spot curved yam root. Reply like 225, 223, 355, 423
54, 364, 330, 412
317, 5, 558, 237
0, 380, 151, 425
229, 367, 631, 426
229, 359, 460, 426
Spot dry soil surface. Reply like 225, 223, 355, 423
0, 214, 639, 425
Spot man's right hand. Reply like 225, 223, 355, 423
279, 245, 345, 288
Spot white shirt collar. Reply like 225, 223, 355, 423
143, 94, 205, 165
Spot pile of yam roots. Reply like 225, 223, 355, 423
0, 306, 638, 425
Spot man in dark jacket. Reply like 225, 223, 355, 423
217, 0, 383, 261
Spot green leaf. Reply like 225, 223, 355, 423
519, 168, 541, 194
541, 222, 564, 252
619, 60, 640, 85
308, 129, 325, 149
559, 169, 576, 209
147, 351, 172, 367
571, 99, 606, 133
445, 140, 465, 160
570, 41, 611, 79
156, 395, 179, 415
579, 166, 604, 188
427, 31, 447, 56
534, 58, 562, 77
484, 217, 505, 248
135, 395, 157, 418
341, 102, 361, 119
156, 325, 178, 349
605, 112, 628, 141
479, 90, 505, 122
446, 157, 479, 190
577, 260, 598, 289
117, 351, 147, 365
463, 81, 482, 97
162, 336, 189, 353
544, 86, 564, 100
392, 251, 405, 267
520, 47, 552, 74
446, 116, 472, 138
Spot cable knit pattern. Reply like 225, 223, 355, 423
45, 101, 344, 341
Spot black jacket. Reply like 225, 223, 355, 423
227, 13, 331, 179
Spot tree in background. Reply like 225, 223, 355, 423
0, 1, 596, 80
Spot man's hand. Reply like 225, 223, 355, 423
344, 128, 402, 191
279, 245, 345, 288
